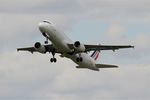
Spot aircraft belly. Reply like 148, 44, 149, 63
46, 28, 72, 52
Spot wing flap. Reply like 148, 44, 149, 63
96, 64, 118, 68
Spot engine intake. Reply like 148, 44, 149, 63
74, 41, 85, 52
74, 41, 80, 47
34, 42, 41, 48
34, 42, 46, 53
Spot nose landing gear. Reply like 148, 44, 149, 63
42, 33, 49, 44
44, 37, 49, 44
45, 37, 48, 44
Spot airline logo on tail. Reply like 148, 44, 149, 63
91, 50, 100, 60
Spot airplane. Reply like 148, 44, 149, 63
17, 20, 134, 71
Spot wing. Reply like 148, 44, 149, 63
17, 47, 36, 53
68, 44, 134, 52
96, 64, 118, 68
17, 44, 61, 53
85, 44, 134, 51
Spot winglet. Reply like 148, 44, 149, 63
131, 46, 134, 48
17, 49, 19, 52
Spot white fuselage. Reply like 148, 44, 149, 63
39, 21, 99, 71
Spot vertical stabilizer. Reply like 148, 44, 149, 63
90, 50, 100, 60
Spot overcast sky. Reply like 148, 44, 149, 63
0, 0, 150, 100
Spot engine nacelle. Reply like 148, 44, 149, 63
74, 41, 85, 52
34, 42, 46, 53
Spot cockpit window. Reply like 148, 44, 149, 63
43, 21, 51, 24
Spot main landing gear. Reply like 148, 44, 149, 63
76, 53, 83, 62
76, 57, 83, 62
50, 50, 57, 63
50, 58, 57, 63
42, 33, 57, 63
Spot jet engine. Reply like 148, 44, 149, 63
74, 41, 85, 52
34, 42, 46, 53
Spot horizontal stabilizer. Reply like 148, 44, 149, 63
96, 64, 118, 68
76, 66, 99, 71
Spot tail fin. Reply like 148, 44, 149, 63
90, 50, 100, 61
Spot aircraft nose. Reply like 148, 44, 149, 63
39, 21, 51, 32
39, 21, 51, 33
39, 21, 45, 28
38, 22, 47, 33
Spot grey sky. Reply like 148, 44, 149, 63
0, 0, 150, 100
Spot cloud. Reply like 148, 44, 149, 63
133, 33, 150, 49
0, 12, 76, 53
0, 0, 83, 14
105, 24, 126, 41
1, 51, 149, 100
0, 51, 73, 99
